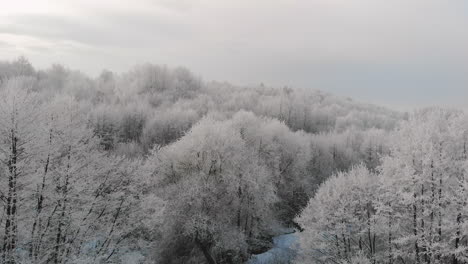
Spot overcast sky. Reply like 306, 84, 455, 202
1, 0, 467, 109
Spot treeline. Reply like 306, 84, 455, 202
296, 109, 468, 264
1, 58, 401, 154
0, 57, 402, 263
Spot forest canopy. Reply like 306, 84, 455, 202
3, 57, 452, 264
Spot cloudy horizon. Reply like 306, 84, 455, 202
1, 0, 467, 110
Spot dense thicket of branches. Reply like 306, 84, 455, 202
297, 109, 468, 264
0, 57, 403, 263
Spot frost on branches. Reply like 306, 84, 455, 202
0, 77, 143, 263
297, 109, 468, 264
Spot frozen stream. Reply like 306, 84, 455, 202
247, 231, 298, 264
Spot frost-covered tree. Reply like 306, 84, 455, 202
229, 111, 312, 226
0, 78, 145, 263
378, 109, 468, 264
30, 97, 141, 264
0, 77, 42, 263
146, 117, 277, 264
296, 164, 381, 264
0, 57, 407, 263
297, 108, 468, 264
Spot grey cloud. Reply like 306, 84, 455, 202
1, 0, 468, 108
0, 40, 12, 48
0, 12, 190, 49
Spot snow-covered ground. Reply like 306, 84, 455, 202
247, 231, 298, 264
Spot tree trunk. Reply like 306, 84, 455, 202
367, 203, 374, 261
31, 128, 52, 260
196, 239, 217, 264
237, 185, 242, 228
453, 212, 460, 264
437, 176, 442, 262
414, 200, 421, 264
421, 184, 428, 263
388, 215, 393, 264
54, 145, 71, 264
3, 128, 18, 264
430, 160, 435, 262
335, 235, 341, 259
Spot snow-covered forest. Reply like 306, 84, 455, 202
0, 57, 466, 264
